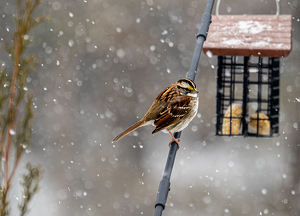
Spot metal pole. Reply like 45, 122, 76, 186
242, 57, 249, 136
154, 0, 215, 215
187, 0, 215, 81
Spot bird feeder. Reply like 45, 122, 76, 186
203, 12, 292, 137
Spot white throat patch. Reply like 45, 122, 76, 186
187, 92, 198, 98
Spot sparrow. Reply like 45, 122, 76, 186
222, 103, 243, 135
248, 112, 270, 136
112, 78, 199, 149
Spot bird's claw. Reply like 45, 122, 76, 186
168, 138, 180, 150
168, 131, 180, 150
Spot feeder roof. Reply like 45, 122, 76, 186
203, 15, 292, 57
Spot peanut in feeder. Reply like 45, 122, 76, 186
203, 3, 292, 137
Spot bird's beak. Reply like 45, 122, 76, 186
193, 89, 199, 93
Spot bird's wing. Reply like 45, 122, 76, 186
152, 96, 191, 133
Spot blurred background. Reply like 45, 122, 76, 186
0, 0, 300, 215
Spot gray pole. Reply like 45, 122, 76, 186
154, 0, 215, 215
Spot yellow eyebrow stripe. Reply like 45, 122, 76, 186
187, 86, 194, 90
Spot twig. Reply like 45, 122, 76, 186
5, 35, 23, 187
0, 1, 45, 215
8, 146, 23, 184
0, 132, 4, 161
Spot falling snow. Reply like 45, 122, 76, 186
0, 0, 299, 216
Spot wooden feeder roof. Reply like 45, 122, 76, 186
203, 15, 292, 57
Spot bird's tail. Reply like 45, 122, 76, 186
112, 120, 146, 142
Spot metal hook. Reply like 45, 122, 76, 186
216, 0, 280, 16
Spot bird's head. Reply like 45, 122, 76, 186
176, 78, 198, 97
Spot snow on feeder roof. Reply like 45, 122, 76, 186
203, 15, 292, 57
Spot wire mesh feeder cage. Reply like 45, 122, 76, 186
203, 13, 292, 137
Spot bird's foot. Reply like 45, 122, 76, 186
168, 138, 180, 149
168, 131, 180, 150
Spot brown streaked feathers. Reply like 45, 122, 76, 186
112, 78, 199, 148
